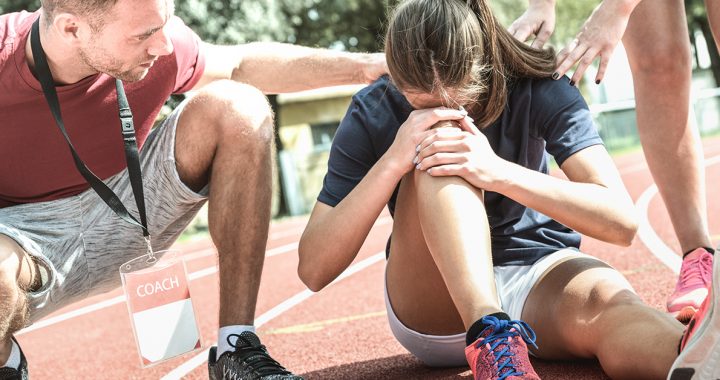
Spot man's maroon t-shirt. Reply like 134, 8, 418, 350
0, 11, 206, 208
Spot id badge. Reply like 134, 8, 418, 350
120, 249, 203, 367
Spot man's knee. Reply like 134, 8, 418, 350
0, 236, 32, 336
190, 80, 274, 147
0, 235, 34, 291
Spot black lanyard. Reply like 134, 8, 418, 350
30, 18, 149, 238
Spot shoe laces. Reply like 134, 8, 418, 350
679, 251, 712, 288
227, 332, 292, 376
476, 316, 538, 380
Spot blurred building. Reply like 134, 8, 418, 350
275, 85, 363, 216
271, 43, 720, 216
188, 32, 720, 225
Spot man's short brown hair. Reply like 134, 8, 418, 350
41, 0, 119, 28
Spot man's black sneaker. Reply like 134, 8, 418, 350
0, 338, 28, 380
208, 331, 303, 380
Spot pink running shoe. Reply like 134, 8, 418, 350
464, 316, 540, 380
667, 248, 713, 323
668, 246, 720, 380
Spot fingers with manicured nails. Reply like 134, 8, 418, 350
412, 128, 444, 162
399, 107, 469, 172
415, 133, 468, 166
458, 116, 481, 135
415, 128, 437, 145
532, 23, 552, 49
595, 51, 610, 84
427, 107, 467, 126
406, 107, 465, 134
416, 139, 469, 164
553, 39, 578, 78
426, 164, 466, 177
553, 47, 570, 70
554, 47, 569, 77
418, 128, 466, 151
417, 152, 467, 171
570, 48, 600, 86
555, 43, 589, 81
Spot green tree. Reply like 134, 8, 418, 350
2, 0, 595, 52
175, 0, 292, 44
686, 0, 720, 86
279, 0, 400, 52
491, 0, 598, 49
0, 0, 631, 217
0, 0, 40, 14
173, 0, 398, 52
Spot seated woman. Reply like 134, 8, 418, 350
298, 0, 719, 379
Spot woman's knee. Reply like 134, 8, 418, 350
413, 169, 478, 197
627, 39, 692, 80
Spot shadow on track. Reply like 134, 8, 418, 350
301, 354, 610, 379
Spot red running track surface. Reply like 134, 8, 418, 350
15, 136, 720, 379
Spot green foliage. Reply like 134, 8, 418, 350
686, 0, 706, 19
0, 0, 41, 14
491, 0, 598, 48
279, 0, 401, 52
175, 0, 292, 44
175, 0, 399, 52
3, 0, 596, 52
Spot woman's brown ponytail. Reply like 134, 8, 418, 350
385, 0, 556, 128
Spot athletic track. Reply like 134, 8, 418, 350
16, 136, 720, 380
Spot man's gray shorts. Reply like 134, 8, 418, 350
0, 102, 208, 323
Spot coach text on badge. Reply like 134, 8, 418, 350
121, 254, 202, 366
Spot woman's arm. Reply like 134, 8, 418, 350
298, 107, 470, 291
489, 145, 637, 245
414, 123, 638, 246
298, 155, 403, 291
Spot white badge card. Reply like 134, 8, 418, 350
120, 251, 203, 367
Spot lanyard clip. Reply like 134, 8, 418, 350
120, 108, 135, 140
145, 236, 156, 264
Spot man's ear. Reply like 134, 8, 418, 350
51, 12, 88, 46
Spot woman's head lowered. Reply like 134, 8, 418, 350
385, 0, 556, 128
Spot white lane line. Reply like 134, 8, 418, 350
16, 216, 393, 337
180, 248, 215, 262
172, 217, 391, 263
636, 153, 720, 272
270, 226, 308, 240
17, 295, 127, 335
705, 154, 720, 167
160, 251, 386, 380
635, 185, 681, 274
266, 242, 299, 257
17, 245, 293, 336
17, 262, 222, 336
375, 216, 392, 226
